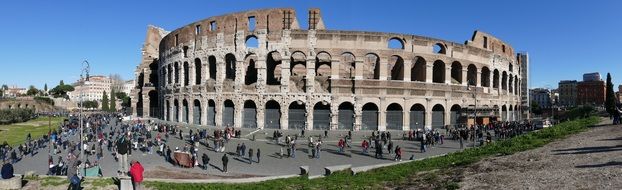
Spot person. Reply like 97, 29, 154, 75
394, 146, 402, 161
202, 153, 210, 170
361, 140, 369, 154
241, 143, 246, 158
256, 148, 261, 163
116, 135, 131, 176
129, 160, 144, 190
248, 148, 254, 164
1, 160, 14, 179
221, 154, 229, 173
338, 139, 345, 153
324, 130, 328, 138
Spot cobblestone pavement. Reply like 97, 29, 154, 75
12, 118, 481, 177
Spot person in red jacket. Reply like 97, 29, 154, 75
361, 140, 369, 154
129, 160, 144, 190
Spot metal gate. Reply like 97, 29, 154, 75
313, 109, 330, 130
207, 106, 215, 126
193, 106, 201, 125
450, 111, 458, 128
172, 107, 178, 122
361, 111, 378, 130
183, 105, 188, 123
288, 109, 306, 130
243, 108, 257, 128
501, 111, 507, 121
222, 106, 234, 127
338, 110, 354, 130
432, 111, 444, 130
265, 108, 280, 129
386, 111, 403, 130
410, 111, 424, 131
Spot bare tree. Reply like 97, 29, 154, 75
109, 74, 124, 92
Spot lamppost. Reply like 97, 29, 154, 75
79, 60, 90, 177
467, 79, 477, 147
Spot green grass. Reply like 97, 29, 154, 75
143, 117, 599, 190
0, 116, 65, 146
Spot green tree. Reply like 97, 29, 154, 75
50, 83, 75, 99
44, 83, 48, 95
110, 90, 116, 112
102, 90, 109, 111
605, 73, 617, 116
26, 85, 39, 96
531, 101, 542, 115
59, 80, 64, 86
82, 100, 99, 109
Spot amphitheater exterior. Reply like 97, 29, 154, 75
131, 8, 528, 131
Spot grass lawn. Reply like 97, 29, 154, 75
0, 116, 65, 146
143, 116, 600, 190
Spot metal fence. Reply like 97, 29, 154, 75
313, 109, 330, 130
193, 106, 201, 125
265, 108, 280, 129
432, 111, 444, 130
222, 106, 234, 126
338, 110, 354, 130
243, 108, 257, 128
207, 106, 215, 126
410, 111, 424, 131
361, 111, 378, 130
386, 111, 403, 130
288, 109, 305, 129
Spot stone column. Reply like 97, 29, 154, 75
188, 99, 194, 124
330, 105, 338, 130
235, 60, 244, 92
476, 71, 482, 87
461, 69, 468, 86
378, 100, 386, 131
256, 58, 266, 93
426, 64, 433, 83
403, 110, 410, 131
379, 59, 388, 80
306, 58, 316, 93
306, 103, 313, 130
178, 99, 183, 123
354, 59, 364, 80
331, 59, 340, 79
354, 109, 362, 131
215, 100, 222, 127
280, 103, 288, 130
425, 98, 432, 131
281, 59, 291, 92
201, 97, 208, 126
257, 103, 265, 129
403, 60, 412, 82
445, 66, 452, 84
234, 99, 242, 128
181, 63, 186, 87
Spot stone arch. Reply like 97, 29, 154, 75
509, 74, 514, 93
290, 51, 307, 77
225, 53, 237, 80
222, 99, 235, 127
364, 53, 380, 80
389, 55, 404, 80
266, 51, 282, 85
501, 105, 507, 121
207, 99, 216, 126
149, 60, 159, 86
182, 99, 189, 123
194, 58, 202, 85
410, 104, 425, 131
432, 104, 445, 129
313, 101, 331, 130
165, 100, 170, 121
244, 54, 258, 85
173, 99, 179, 122
502, 71, 508, 90
288, 101, 306, 130
450, 104, 462, 128
411, 56, 426, 82
361, 102, 379, 130
467, 64, 477, 86
386, 103, 403, 130
432, 60, 445, 83
148, 90, 159, 118
242, 100, 257, 128
451, 61, 462, 84
433, 43, 446, 54
193, 99, 201, 125
508, 104, 514, 121
339, 52, 356, 79
493, 69, 500, 88
265, 100, 281, 129
174, 62, 180, 84
183, 61, 190, 86
315, 51, 332, 77
481, 67, 491, 87
388, 37, 404, 49
338, 102, 355, 130
245, 35, 258, 48
208, 56, 217, 80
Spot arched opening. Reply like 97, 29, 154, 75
433, 60, 445, 83
514, 105, 519, 120
222, 100, 235, 127
493, 69, 500, 88
242, 100, 257, 128
501, 105, 508, 121
148, 90, 159, 118
174, 62, 180, 84
411, 56, 426, 82
389, 55, 404, 80
167, 64, 173, 84
338, 102, 354, 130
361, 103, 379, 130
207, 100, 216, 126
340, 53, 356, 79
315, 52, 332, 92
386, 103, 403, 130
288, 101, 306, 130
450, 105, 462, 128
481, 67, 490, 87
183, 62, 189, 86
290, 52, 307, 92
515, 78, 519, 95
410, 104, 425, 131
467, 64, 477, 86
451, 61, 462, 84
245, 35, 258, 48
165, 100, 170, 121
364, 53, 380, 80
265, 100, 281, 129
225, 54, 236, 80
244, 55, 258, 85
266, 51, 282, 85
509, 75, 513, 93
208, 56, 217, 80
193, 99, 201, 125
194, 58, 202, 85
502, 71, 508, 90
182, 99, 189, 123
149, 61, 159, 86
508, 105, 514, 122
313, 102, 331, 130
432, 104, 445, 130
136, 94, 143, 117
433, 43, 446, 54
388, 37, 404, 49
173, 99, 179, 122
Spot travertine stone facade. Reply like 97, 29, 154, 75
132, 8, 525, 131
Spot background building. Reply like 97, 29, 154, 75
577, 79, 605, 106
122, 80, 134, 96
583, 72, 601, 82
3, 85, 27, 98
530, 88, 551, 108
558, 80, 577, 107
68, 75, 112, 102
518, 53, 530, 119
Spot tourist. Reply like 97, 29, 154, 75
116, 135, 131, 176
256, 149, 261, 163
248, 148, 254, 164
362, 140, 369, 154
129, 160, 144, 190
1, 160, 14, 179
241, 143, 246, 158
394, 146, 402, 161
338, 139, 345, 153
387, 140, 394, 155
221, 154, 229, 173
291, 140, 296, 158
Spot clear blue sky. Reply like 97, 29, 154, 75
1, 0, 621, 89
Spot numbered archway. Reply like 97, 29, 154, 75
361, 103, 379, 130
288, 101, 306, 129
207, 100, 216, 126
242, 100, 257, 128
338, 102, 354, 130
193, 100, 201, 125
432, 104, 445, 130
313, 102, 331, 130
265, 100, 281, 129
386, 103, 403, 130
222, 100, 235, 127
410, 104, 425, 131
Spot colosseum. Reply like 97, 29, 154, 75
131, 8, 527, 131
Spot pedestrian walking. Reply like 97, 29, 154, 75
116, 135, 131, 176
202, 153, 210, 170
221, 154, 229, 173
248, 148, 254, 164
256, 149, 260, 163
129, 160, 144, 190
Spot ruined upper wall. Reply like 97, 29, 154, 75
466, 31, 515, 60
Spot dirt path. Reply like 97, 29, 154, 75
460, 120, 622, 190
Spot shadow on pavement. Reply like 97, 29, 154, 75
552, 145, 622, 155
575, 161, 622, 168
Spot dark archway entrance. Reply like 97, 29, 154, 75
313, 102, 330, 130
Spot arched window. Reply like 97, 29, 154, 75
433, 43, 446, 54
433, 60, 445, 83
194, 58, 202, 85
451, 61, 462, 84
467, 64, 477, 86
225, 54, 236, 80
245, 35, 258, 48
389, 55, 404, 80
388, 38, 404, 49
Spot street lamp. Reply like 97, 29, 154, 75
467, 79, 477, 147
79, 60, 90, 177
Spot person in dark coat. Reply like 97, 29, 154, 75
201, 153, 210, 170
256, 149, 261, 163
221, 154, 229, 173
248, 149, 254, 164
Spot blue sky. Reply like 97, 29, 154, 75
0, 0, 621, 89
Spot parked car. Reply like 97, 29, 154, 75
534, 119, 551, 129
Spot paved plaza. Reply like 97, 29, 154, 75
12, 117, 479, 178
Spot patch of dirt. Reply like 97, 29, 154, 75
460, 121, 622, 190
144, 166, 261, 179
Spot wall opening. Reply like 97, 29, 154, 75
451, 61, 462, 84
208, 56, 217, 80
432, 60, 445, 83
389, 55, 404, 80
195, 58, 202, 85
433, 43, 446, 54
248, 16, 256, 31
388, 38, 404, 49
481, 67, 490, 87
195, 25, 201, 35
411, 57, 426, 82
210, 21, 217, 31
245, 57, 258, 85
183, 62, 189, 86
245, 35, 258, 48
225, 54, 236, 80
339, 53, 355, 79
266, 52, 282, 85
467, 64, 477, 86
364, 53, 380, 80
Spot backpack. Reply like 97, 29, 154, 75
70, 174, 80, 185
